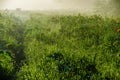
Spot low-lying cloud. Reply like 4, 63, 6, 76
0, 0, 95, 10
0, 0, 119, 16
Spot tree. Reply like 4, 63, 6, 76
111, 0, 120, 15
95, 0, 120, 16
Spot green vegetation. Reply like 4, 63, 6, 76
0, 11, 120, 80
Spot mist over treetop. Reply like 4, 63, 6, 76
0, 0, 120, 16
0, 0, 8, 7
95, 0, 120, 16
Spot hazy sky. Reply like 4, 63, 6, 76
0, 0, 96, 10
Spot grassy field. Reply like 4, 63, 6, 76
0, 10, 120, 80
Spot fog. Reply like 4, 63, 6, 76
0, 0, 96, 10
0, 0, 120, 16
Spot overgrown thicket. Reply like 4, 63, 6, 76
0, 11, 120, 80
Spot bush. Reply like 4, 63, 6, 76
0, 50, 14, 80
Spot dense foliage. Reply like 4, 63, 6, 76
0, 11, 120, 80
